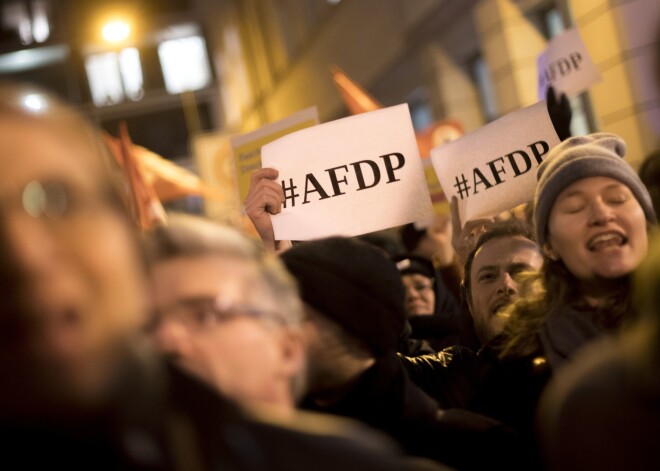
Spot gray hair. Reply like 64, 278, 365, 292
146, 213, 303, 326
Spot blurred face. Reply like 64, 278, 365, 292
151, 255, 303, 408
546, 177, 648, 283
468, 236, 542, 343
0, 116, 148, 411
402, 274, 435, 316
300, 304, 375, 394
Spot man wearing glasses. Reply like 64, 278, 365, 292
147, 215, 307, 410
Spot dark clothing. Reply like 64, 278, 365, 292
537, 303, 621, 369
402, 300, 636, 469
0, 352, 429, 471
457, 299, 482, 351
400, 347, 479, 410
302, 353, 526, 470
403, 336, 437, 357
539, 325, 660, 471
470, 344, 551, 436
405, 304, 625, 433
402, 303, 630, 469
408, 315, 460, 352
477, 304, 625, 433
401, 345, 547, 470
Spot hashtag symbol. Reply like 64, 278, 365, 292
453, 174, 471, 200
281, 179, 300, 208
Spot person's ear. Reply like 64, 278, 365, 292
543, 242, 560, 261
277, 328, 306, 379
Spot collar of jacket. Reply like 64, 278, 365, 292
538, 304, 613, 370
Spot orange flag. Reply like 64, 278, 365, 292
103, 123, 167, 231
330, 66, 382, 115
104, 123, 231, 230
330, 65, 463, 158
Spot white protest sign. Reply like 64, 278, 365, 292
537, 27, 602, 100
430, 101, 560, 223
262, 104, 434, 240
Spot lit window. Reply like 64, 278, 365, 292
118, 48, 144, 100
31, 0, 50, 43
408, 87, 433, 131
544, 9, 564, 38
158, 36, 212, 94
85, 48, 144, 107
472, 56, 499, 121
1, 0, 50, 45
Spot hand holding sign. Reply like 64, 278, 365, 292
244, 167, 284, 251
262, 104, 434, 240
546, 87, 572, 141
449, 196, 496, 264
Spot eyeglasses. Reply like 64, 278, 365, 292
150, 296, 285, 333
1, 179, 122, 228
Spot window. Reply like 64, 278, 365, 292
1, 0, 51, 45
158, 36, 212, 94
408, 86, 433, 131
544, 8, 564, 38
118, 48, 144, 100
471, 55, 499, 122
85, 48, 144, 107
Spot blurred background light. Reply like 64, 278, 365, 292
102, 19, 131, 43
158, 36, 212, 94
22, 93, 47, 112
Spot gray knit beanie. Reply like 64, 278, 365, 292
534, 133, 656, 247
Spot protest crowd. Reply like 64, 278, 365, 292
0, 15, 659, 471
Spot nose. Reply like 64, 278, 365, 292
496, 272, 517, 296
587, 198, 615, 226
153, 318, 192, 358
404, 284, 421, 302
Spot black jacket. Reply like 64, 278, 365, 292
303, 353, 527, 470
400, 346, 480, 409
401, 303, 629, 470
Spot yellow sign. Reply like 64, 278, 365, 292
232, 107, 319, 206
423, 158, 449, 215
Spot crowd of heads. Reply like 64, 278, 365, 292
0, 80, 658, 470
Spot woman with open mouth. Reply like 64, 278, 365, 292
470, 133, 657, 455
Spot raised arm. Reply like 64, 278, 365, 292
244, 167, 285, 252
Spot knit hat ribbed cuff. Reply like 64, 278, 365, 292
534, 133, 656, 247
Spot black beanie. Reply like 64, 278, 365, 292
280, 237, 406, 357
392, 254, 435, 280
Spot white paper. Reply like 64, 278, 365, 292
430, 101, 560, 223
262, 104, 434, 240
537, 27, 602, 100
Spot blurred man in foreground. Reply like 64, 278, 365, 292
0, 83, 434, 470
